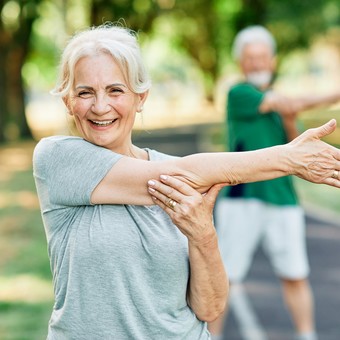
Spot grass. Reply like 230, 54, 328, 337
0, 141, 53, 340
0, 140, 339, 340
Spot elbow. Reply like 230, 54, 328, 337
195, 297, 228, 323
196, 306, 226, 323
189, 277, 230, 322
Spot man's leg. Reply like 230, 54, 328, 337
209, 198, 264, 338
264, 205, 317, 340
281, 278, 317, 340
208, 310, 227, 339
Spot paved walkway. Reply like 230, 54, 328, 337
221, 212, 340, 340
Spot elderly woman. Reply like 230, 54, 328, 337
33, 23, 340, 339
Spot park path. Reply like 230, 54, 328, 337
221, 213, 340, 340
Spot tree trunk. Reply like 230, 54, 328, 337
7, 41, 32, 139
0, 1, 37, 144
0, 15, 10, 143
0, 49, 7, 143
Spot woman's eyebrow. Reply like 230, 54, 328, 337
74, 83, 127, 90
75, 85, 93, 90
106, 83, 127, 89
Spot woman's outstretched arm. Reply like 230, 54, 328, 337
91, 119, 340, 205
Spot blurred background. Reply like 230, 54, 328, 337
1, 0, 340, 339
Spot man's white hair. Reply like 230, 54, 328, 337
232, 25, 276, 61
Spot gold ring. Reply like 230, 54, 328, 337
167, 198, 177, 209
331, 170, 339, 180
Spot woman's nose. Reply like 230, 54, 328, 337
91, 95, 111, 114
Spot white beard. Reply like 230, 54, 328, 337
246, 71, 272, 88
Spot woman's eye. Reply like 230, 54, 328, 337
77, 91, 92, 98
110, 88, 123, 94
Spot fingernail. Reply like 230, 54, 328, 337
148, 180, 155, 186
148, 187, 155, 193
160, 175, 167, 180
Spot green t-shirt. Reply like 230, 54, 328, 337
224, 82, 299, 206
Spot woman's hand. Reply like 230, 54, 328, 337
286, 119, 340, 185
147, 175, 224, 244
148, 175, 228, 322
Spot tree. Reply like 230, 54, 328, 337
89, 0, 340, 101
0, 0, 42, 143
1, 0, 338, 143
89, 0, 236, 101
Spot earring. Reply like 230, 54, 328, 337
138, 106, 144, 112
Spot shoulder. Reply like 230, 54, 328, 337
229, 82, 260, 97
35, 135, 86, 150
34, 135, 80, 153
34, 135, 104, 157
33, 135, 119, 172
34, 136, 75, 164
33, 136, 82, 174
228, 82, 265, 109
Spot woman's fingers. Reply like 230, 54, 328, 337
159, 175, 198, 195
319, 168, 340, 187
148, 175, 197, 202
147, 175, 206, 216
298, 119, 337, 141
147, 179, 182, 211
204, 184, 224, 207
147, 176, 216, 242
288, 119, 340, 186
312, 119, 337, 140
148, 181, 175, 207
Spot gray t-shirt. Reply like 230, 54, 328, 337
33, 136, 210, 340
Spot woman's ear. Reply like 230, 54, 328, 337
63, 96, 73, 116
137, 91, 149, 112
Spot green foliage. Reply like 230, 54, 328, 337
1, 0, 340, 142
0, 301, 52, 340
88, 0, 340, 100
0, 142, 53, 339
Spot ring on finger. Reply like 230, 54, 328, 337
331, 170, 339, 180
166, 198, 177, 209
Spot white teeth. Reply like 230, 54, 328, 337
91, 120, 114, 126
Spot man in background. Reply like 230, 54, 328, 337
208, 25, 340, 340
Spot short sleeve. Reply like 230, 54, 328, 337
227, 83, 265, 120
33, 136, 122, 211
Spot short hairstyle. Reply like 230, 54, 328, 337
51, 23, 152, 97
232, 25, 276, 61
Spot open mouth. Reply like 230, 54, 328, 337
89, 119, 117, 127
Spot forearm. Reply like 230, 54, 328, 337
260, 91, 340, 116
187, 230, 229, 322
282, 116, 299, 141
171, 145, 288, 191
294, 92, 340, 113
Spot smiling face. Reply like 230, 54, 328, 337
64, 53, 148, 153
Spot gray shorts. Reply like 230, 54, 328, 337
215, 198, 309, 282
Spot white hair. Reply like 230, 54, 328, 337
232, 25, 276, 61
51, 23, 151, 97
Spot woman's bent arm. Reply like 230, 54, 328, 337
187, 232, 228, 322
148, 177, 229, 321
